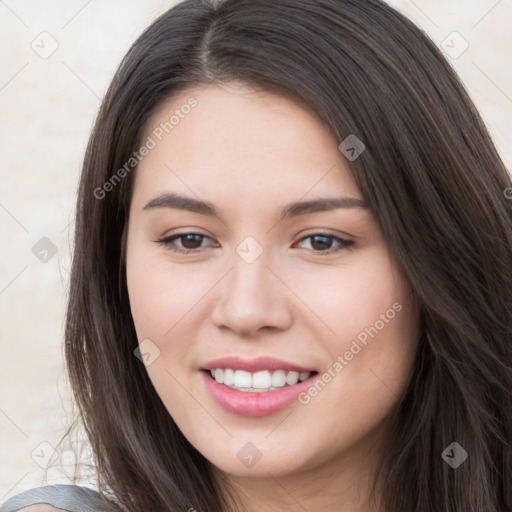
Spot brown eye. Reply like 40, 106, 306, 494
177, 234, 205, 249
296, 234, 354, 254
156, 233, 215, 254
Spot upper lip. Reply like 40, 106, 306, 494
201, 356, 317, 373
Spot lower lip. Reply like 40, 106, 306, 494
201, 370, 317, 417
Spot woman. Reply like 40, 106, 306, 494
2, 0, 511, 510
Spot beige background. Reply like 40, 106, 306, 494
1, 0, 511, 501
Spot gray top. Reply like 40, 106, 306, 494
0, 485, 107, 512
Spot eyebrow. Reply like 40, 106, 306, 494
143, 192, 367, 221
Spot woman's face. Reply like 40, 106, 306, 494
125, 82, 420, 478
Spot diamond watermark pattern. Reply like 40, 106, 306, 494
236, 236, 263, 264
338, 134, 365, 161
30, 31, 59, 59
441, 31, 469, 59
134, 338, 161, 366
31, 441, 57, 468
32, 237, 58, 263
237, 442, 263, 468
441, 442, 468, 469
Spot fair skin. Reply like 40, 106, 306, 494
123, 82, 420, 512
19, 83, 419, 512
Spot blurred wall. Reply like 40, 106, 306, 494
1, 0, 511, 500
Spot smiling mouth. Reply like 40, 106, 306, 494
203, 368, 319, 393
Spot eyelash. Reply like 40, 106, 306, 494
155, 232, 354, 255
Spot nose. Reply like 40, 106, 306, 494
210, 250, 293, 337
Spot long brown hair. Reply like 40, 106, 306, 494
63, 0, 512, 510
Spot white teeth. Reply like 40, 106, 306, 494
299, 371, 310, 382
252, 370, 272, 388
207, 368, 313, 391
286, 371, 300, 385
223, 368, 235, 386
214, 368, 224, 384
271, 369, 286, 388
234, 370, 252, 388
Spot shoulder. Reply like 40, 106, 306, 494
10, 507, 67, 512
0, 484, 107, 512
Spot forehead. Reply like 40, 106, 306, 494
132, 83, 362, 208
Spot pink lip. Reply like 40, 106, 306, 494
201, 356, 316, 373
201, 370, 318, 417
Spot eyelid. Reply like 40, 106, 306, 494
294, 232, 354, 252
154, 231, 216, 252
155, 230, 354, 255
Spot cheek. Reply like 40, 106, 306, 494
290, 248, 411, 340
299, 259, 418, 454
126, 250, 204, 411
297, 248, 419, 399
126, 248, 206, 341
